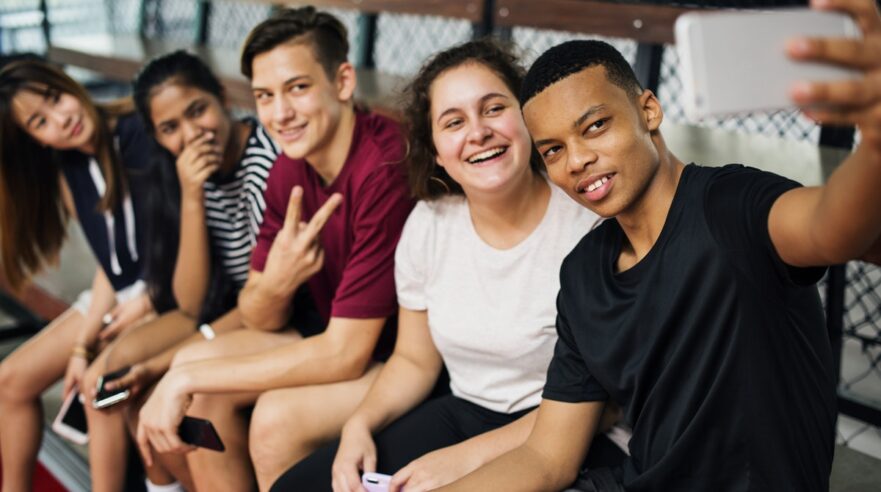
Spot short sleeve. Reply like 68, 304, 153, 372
705, 165, 826, 286
329, 164, 413, 318
542, 292, 610, 403
394, 202, 434, 311
249, 155, 288, 272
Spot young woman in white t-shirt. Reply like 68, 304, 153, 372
272, 39, 625, 492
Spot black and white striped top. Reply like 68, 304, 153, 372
203, 118, 279, 287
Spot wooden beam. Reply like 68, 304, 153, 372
495, 0, 692, 44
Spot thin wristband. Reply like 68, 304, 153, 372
71, 345, 92, 360
199, 323, 216, 341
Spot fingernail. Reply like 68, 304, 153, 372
791, 82, 813, 99
103, 313, 114, 324
787, 39, 812, 56
811, 0, 831, 8
293, 186, 302, 196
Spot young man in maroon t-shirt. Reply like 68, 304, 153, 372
135, 8, 413, 490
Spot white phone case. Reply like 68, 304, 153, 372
675, 8, 859, 119
52, 391, 89, 445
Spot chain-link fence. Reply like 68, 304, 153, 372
374, 13, 472, 76
0, 0, 45, 55
835, 262, 881, 455
513, 27, 637, 68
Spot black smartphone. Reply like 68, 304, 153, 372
92, 366, 131, 409
178, 416, 225, 452
52, 391, 89, 444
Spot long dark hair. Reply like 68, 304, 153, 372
0, 60, 129, 288
403, 38, 543, 201
133, 51, 236, 321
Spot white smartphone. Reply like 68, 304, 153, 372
362, 472, 392, 492
675, 8, 860, 119
52, 390, 89, 445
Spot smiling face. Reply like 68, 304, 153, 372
12, 85, 95, 153
524, 65, 663, 218
250, 41, 354, 162
429, 62, 533, 196
148, 82, 231, 157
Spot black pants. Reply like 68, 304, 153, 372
566, 467, 626, 492
271, 394, 626, 491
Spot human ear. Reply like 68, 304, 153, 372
639, 89, 663, 132
335, 62, 357, 102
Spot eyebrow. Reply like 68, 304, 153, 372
574, 104, 607, 129
533, 104, 607, 148
251, 75, 310, 92
155, 98, 206, 128
184, 98, 207, 114
435, 92, 509, 124
25, 112, 40, 129
23, 89, 53, 128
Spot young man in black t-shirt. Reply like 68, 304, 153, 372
440, 0, 881, 490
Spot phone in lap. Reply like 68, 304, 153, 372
52, 390, 89, 445
362, 472, 392, 492
92, 366, 132, 409
675, 8, 860, 119
178, 415, 225, 452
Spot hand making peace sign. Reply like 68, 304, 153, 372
261, 185, 343, 294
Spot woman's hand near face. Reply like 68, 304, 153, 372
176, 131, 222, 200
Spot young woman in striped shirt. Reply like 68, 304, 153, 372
85, 50, 280, 492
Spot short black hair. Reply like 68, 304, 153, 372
520, 40, 643, 106
240, 6, 348, 81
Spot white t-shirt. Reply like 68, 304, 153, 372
395, 183, 602, 414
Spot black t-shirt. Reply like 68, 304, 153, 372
545, 164, 837, 491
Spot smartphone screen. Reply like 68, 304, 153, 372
178, 416, 225, 452
92, 366, 131, 409
53, 391, 89, 444
62, 393, 88, 432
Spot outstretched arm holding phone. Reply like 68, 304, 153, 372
770, 0, 881, 267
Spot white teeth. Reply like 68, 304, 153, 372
586, 176, 610, 193
467, 147, 505, 164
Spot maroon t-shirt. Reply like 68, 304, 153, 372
251, 111, 413, 327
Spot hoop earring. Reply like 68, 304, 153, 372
429, 176, 451, 194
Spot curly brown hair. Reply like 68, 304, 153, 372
403, 38, 543, 201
